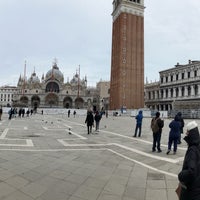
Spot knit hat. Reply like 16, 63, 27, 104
186, 121, 198, 132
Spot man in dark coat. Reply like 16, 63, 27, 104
176, 112, 185, 144
166, 115, 181, 155
85, 111, 94, 134
151, 112, 164, 153
178, 121, 200, 200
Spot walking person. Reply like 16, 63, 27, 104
151, 111, 164, 153
177, 121, 200, 200
166, 115, 181, 155
176, 112, 185, 144
134, 110, 143, 137
85, 110, 94, 134
94, 111, 102, 132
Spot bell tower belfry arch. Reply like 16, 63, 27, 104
110, 0, 145, 109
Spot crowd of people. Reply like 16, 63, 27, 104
134, 110, 185, 155
134, 109, 200, 200
8, 107, 35, 119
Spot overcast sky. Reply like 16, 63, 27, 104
0, 0, 200, 86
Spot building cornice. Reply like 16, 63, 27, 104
112, 0, 145, 21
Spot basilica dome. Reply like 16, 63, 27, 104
28, 71, 40, 84
45, 62, 64, 83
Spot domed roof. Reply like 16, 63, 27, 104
45, 62, 64, 83
70, 73, 79, 84
28, 71, 40, 84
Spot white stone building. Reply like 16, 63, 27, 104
145, 60, 200, 117
0, 86, 17, 107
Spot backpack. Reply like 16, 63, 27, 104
151, 117, 159, 133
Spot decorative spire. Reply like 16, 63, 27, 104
52, 58, 59, 69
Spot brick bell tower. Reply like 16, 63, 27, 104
110, 0, 145, 110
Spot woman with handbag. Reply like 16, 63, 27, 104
177, 121, 200, 200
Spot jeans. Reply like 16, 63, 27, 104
152, 132, 162, 151
134, 123, 142, 137
95, 121, 100, 131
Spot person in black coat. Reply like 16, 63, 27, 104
85, 111, 94, 134
178, 121, 200, 200
176, 112, 185, 144
94, 111, 101, 132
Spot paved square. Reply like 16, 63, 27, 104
0, 112, 190, 200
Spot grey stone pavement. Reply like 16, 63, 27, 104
0, 112, 194, 200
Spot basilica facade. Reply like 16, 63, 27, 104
13, 62, 99, 110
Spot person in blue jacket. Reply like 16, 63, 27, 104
166, 115, 181, 155
134, 110, 143, 137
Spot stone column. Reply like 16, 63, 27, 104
178, 87, 182, 97
184, 86, 188, 97
173, 88, 176, 98
163, 89, 166, 99
198, 85, 200, 96
191, 85, 195, 96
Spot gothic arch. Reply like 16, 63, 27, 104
63, 96, 73, 108
45, 82, 60, 93
20, 96, 29, 106
75, 97, 84, 109
45, 93, 59, 107
31, 95, 40, 109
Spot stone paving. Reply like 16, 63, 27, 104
0, 112, 194, 200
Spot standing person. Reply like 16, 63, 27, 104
73, 110, 76, 118
85, 111, 94, 134
177, 121, 200, 200
151, 111, 164, 153
8, 108, 13, 120
0, 106, 2, 120
68, 109, 70, 118
176, 112, 185, 144
166, 115, 181, 155
134, 110, 143, 137
94, 111, 102, 132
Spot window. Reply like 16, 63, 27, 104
181, 87, 184, 96
166, 90, 168, 98
188, 86, 191, 96
188, 71, 190, 78
176, 88, 179, 97
195, 85, 198, 96
170, 89, 173, 97
161, 77, 163, 83
171, 75, 173, 82
176, 74, 178, 80
182, 73, 184, 79
194, 70, 197, 77
166, 77, 168, 83
148, 92, 151, 99
129, 0, 140, 3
